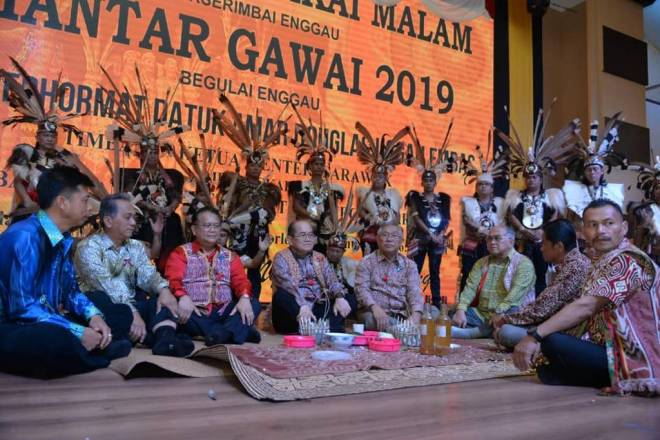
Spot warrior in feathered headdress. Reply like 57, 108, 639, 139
635, 156, 660, 204
404, 122, 454, 307
561, 112, 626, 222
324, 186, 361, 309
354, 122, 410, 254
457, 128, 507, 291
99, 64, 190, 268
287, 106, 345, 253
629, 156, 660, 264
497, 99, 575, 293
1, 57, 108, 223
214, 94, 289, 298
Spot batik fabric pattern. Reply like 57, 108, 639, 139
355, 251, 423, 317
74, 232, 169, 311
503, 248, 591, 326
270, 248, 345, 307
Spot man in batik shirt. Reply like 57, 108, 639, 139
75, 194, 194, 358
490, 219, 590, 349
355, 224, 424, 331
270, 220, 353, 334
514, 199, 659, 396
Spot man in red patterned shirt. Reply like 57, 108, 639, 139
513, 199, 659, 396
165, 207, 261, 346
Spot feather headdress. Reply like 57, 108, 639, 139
355, 122, 409, 175
461, 128, 508, 184
572, 112, 626, 170
634, 156, 660, 201
0, 57, 84, 135
99, 64, 190, 156
213, 94, 290, 167
0, 58, 110, 199
327, 184, 360, 249
172, 133, 218, 210
291, 105, 333, 166
495, 99, 579, 178
406, 120, 455, 179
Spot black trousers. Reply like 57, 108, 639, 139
247, 267, 262, 301
537, 333, 610, 389
84, 291, 133, 340
344, 285, 359, 320
413, 247, 443, 307
271, 288, 354, 334
0, 291, 132, 378
114, 290, 182, 348
177, 298, 262, 345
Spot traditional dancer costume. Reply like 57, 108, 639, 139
287, 106, 344, 253
99, 64, 190, 270
404, 123, 454, 307
458, 129, 508, 292
214, 94, 288, 299
630, 156, 660, 265
497, 101, 575, 294
1, 57, 108, 223
354, 122, 409, 254
563, 113, 625, 243
324, 189, 361, 316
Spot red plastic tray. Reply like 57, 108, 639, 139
368, 338, 401, 352
283, 335, 315, 348
352, 335, 368, 346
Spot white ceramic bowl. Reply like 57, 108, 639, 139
324, 332, 355, 349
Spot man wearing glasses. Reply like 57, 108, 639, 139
452, 225, 536, 339
355, 224, 425, 331
165, 207, 261, 345
270, 220, 353, 334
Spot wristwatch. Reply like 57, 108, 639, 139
526, 326, 544, 343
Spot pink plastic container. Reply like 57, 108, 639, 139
352, 335, 368, 346
368, 338, 401, 352
283, 335, 315, 348
362, 331, 380, 342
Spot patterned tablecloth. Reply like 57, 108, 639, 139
228, 341, 511, 379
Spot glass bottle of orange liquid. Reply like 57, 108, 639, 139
419, 295, 435, 355
434, 297, 452, 353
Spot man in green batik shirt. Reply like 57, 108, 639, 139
452, 225, 536, 338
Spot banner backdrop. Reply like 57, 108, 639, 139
0, 0, 493, 302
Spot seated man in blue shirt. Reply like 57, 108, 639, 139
0, 166, 133, 378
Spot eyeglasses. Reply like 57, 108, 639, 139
293, 232, 316, 239
196, 223, 222, 230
